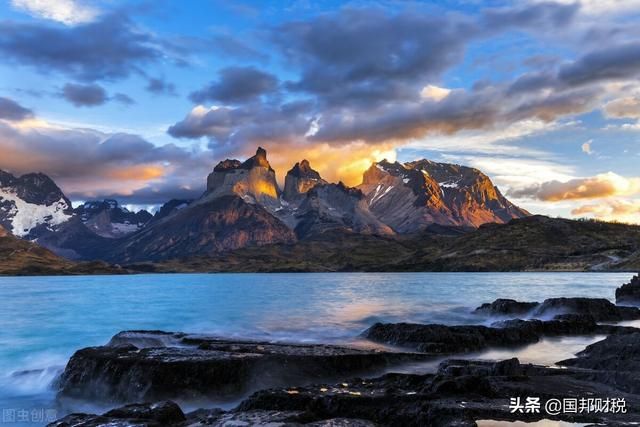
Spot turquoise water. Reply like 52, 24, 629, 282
0, 272, 634, 425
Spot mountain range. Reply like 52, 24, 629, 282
1, 147, 639, 273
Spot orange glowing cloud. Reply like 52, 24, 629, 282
250, 142, 398, 187
106, 165, 165, 181
572, 199, 640, 224
511, 172, 640, 202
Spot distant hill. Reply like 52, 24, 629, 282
128, 216, 640, 273
0, 224, 124, 275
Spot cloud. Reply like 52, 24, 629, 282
146, 77, 177, 96
168, 102, 313, 144
62, 83, 108, 107
211, 34, 269, 62
189, 66, 279, 104
0, 115, 214, 203
532, 0, 640, 16
572, 199, 640, 224
604, 96, 640, 119
509, 172, 640, 201
0, 14, 168, 82
271, 3, 576, 109
0, 97, 34, 121
113, 93, 135, 106
61, 83, 136, 107
11, 0, 100, 25
420, 85, 451, 102
559, 42, 640, 87
582, 139, 593, 155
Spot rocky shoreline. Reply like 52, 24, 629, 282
49, 275, 640, 426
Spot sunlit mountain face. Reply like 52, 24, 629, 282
0, 0, 639, 223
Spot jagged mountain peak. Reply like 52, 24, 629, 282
240, 146, 273, 171
283, 159, 327, 202
288, 159, 322, 179
294, 181, 394, 238
206, 147, 280, 206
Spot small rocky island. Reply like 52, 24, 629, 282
49, 275, 640, 426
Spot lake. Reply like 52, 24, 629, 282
0, 272, 634, 425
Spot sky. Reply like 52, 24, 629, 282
0, 0, 639, 222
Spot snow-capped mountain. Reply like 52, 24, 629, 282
74, 199, 152, 238
0, 148, 530, 263
0, 170, 74, 237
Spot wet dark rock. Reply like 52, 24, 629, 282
47, 401, 185, 427
362, 322, 540, 353
474, 299, 538, 316
49, 404, 376, 427
560, 331, 640, 372
474, 297, 640, 321
237, 358, 639, 426
362, 314, 634, 354
56, 331, 428, 403
533, 297, 640, 321
616, 274, 640, 305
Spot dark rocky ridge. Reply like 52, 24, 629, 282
149, 199, 193, 223
293, 183, 394, 238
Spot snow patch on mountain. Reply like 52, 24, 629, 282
0, 188, 72, 237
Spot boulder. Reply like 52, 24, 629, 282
616, 274, 640, 305
474, 298, 538, 316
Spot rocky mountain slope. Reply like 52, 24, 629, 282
103, 195, 296, 263
357, 159, 529, 232
0, 170, 73, 237
74, 199, 152, 238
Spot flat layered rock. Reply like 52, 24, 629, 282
237, 358, 640, 426
474, 297, 640, 321
362, 315, 636, 354
56, 331, 429, 402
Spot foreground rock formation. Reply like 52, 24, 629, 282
50, 283, 640, 426
57, 331, 428, 402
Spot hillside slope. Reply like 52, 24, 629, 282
0, 225, 122, 275
129, 216, 640, 273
